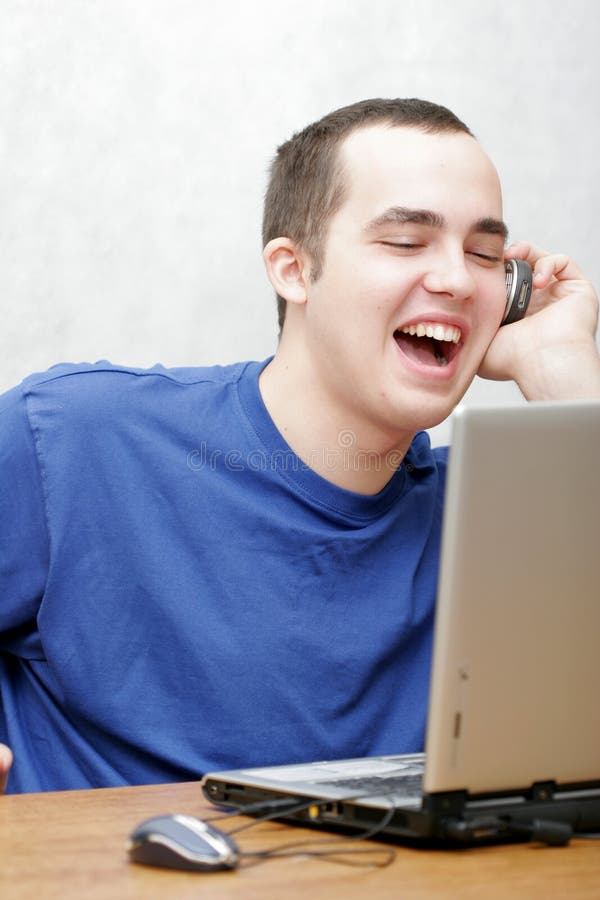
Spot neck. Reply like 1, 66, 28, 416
259, 350, 415, 495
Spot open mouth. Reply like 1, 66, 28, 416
393, 323, 462, 368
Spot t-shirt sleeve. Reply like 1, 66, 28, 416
0, 384, 50, 636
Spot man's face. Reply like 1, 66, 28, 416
300, 125, 507, 439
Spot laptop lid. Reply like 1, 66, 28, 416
424, 400, 600, 796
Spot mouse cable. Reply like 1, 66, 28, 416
239, 843, 396, 869
205, 792, 402, 868
204, 795, 311, 824
234, 802, 398, 870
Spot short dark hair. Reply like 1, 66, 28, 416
262, 98, 473, 333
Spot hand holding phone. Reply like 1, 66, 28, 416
502, 259, 532, 326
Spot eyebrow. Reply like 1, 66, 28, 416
363, 206, 509, 242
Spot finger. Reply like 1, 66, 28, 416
533, 253, 573, 290
0, 744, 13, 793
505, 242, 584, 285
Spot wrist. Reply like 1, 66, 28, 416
515, 338, 600, 401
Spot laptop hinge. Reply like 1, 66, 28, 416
421, 790, 469, 817
527, 780, 556, 802
424, 781, 558, 816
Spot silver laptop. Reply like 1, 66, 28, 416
202, 401, 600, 845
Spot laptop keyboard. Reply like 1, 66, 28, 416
314, 772, 423, 798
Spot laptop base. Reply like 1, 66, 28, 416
202, 775, 600, 846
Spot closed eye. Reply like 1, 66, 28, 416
379, 241, 424, 250
467, 251, 503, 264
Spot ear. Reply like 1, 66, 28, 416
263, 238, 309, 306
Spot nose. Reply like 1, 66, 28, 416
422, 251, 476, 300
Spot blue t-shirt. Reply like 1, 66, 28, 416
0, 359, 448, 793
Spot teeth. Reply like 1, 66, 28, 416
399, 323, 461, 344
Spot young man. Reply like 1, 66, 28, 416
1, 99, 599, 793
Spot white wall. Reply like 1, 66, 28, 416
1, 0, 598, 445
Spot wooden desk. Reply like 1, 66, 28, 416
1, 780, 598, 899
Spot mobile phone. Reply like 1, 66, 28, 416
502, 259, 532, 326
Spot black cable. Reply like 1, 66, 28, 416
204, 788, 403, 868
236, 804, 398, 870
204, 796, 304, 825
241, 845, 396, 869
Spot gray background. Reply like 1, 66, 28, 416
1, 0, 598, 445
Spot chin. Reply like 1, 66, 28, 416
389, 395, 463, 435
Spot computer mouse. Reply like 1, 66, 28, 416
128, 813, 240, 872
